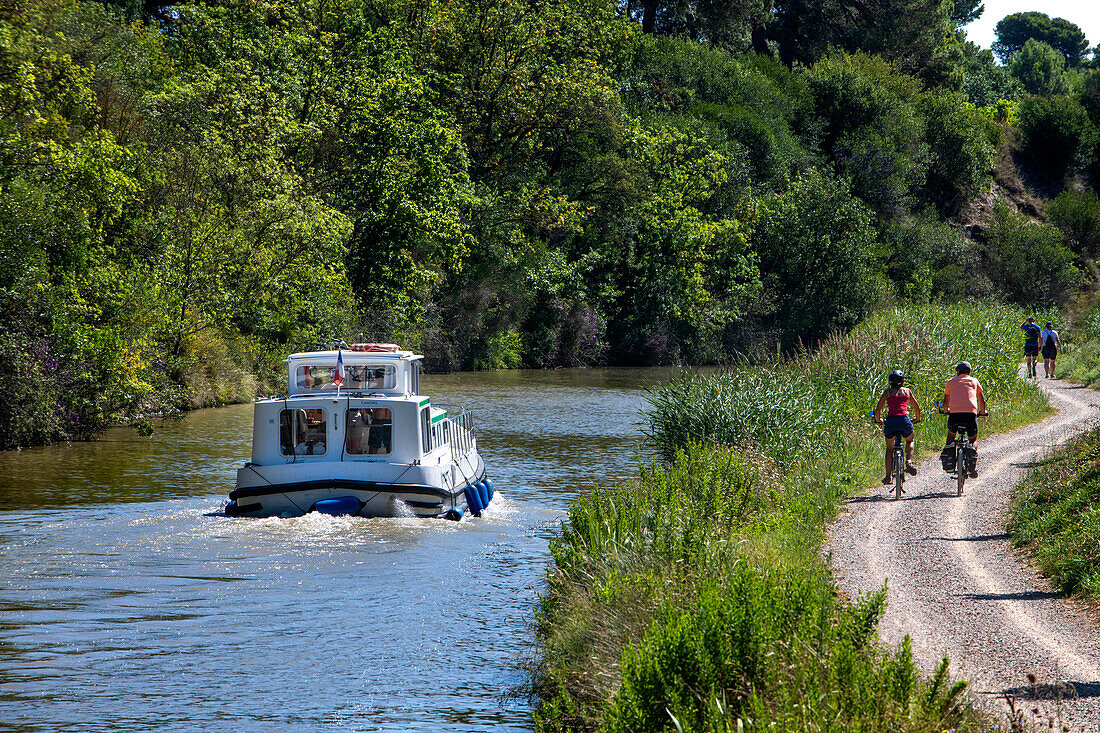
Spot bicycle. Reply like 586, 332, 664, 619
870, 410, 919, 500
888, 419, 921, 500
936, 405, 987, 496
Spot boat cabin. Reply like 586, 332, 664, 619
246, 345, 470, 467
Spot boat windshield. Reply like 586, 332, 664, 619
280, 408, 327, 456
345, 408, 392, 455
294, 364, 395, 391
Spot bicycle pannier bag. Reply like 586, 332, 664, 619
940, 445, 956, 472
964, 444, 977, 470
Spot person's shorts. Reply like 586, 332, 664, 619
883, 415, 914, 439
947, 412, 978, 438
1024, 342, 1039, 356
1042, 344, 1057, 360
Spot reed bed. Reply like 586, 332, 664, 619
534, 303, 1050, 733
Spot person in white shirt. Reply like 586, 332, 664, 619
1040, 322, 1061, 378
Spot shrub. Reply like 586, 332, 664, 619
1012, 427, 1100, 599
1047, 189, 1100, 258
982, 203, 1085, 306
1015, 95, 1095, 182
806, 52, 927, 218
921, 90, 998, 213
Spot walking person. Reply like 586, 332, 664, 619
1040, 321, 1061, 378
1021, 316, 1041, 378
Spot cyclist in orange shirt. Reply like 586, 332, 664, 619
940, 361, 987, 473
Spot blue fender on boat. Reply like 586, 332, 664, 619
310, 496, 363, 516
476, 481, 490, 509
485, 478, 495, 501
445, 506, 465, 521
464, 485, 483, 517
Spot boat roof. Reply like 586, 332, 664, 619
286, 348, 422, 362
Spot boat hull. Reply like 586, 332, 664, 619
228, 452, 486, 519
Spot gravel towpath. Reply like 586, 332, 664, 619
829, 374, 1100, 730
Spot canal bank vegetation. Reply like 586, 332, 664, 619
1051, 294, 1100, 387
1011, 426, 1100, 602
5, 0, 1100, 447
1011, 293, 1100, 602
534, 303, 1049, 731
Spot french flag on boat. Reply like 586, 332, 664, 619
334, 347, 345, 388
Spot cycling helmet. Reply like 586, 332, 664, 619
956, 361, 972, 374
888, 370, 904, 386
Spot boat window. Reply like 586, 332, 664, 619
280, 408, 327, 456
345, 408, 392, 455
421, 407, 432, 453
347, 365, 395, 390
294, 364, 395, 391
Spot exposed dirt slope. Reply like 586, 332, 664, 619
829, 373, 1100, 730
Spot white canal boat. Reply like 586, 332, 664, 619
225, 344, 492, 519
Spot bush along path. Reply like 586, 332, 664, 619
830, 370, 1100, 730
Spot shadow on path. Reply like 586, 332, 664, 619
958, 589, 1063, 601
846, 489, 958, 504
988, 680, 1100, 700
921, 532, 1011, 542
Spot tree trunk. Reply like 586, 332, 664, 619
752, 23, 772, 55
642, 0, 658, 34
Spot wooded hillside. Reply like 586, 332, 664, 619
3, 0, 1099, 446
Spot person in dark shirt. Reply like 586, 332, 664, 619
1021, 316, 1041, 378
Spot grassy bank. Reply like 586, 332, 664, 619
1011, 423, 1100, 601
534, 304, 1050, 732
1013, 298, 1100, 601
1054, 299, 1100, 387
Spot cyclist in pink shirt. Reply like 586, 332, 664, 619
873, 370, 922, 485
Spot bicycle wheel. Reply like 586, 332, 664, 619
894, 448, 904, 500
956, 444, 966, 496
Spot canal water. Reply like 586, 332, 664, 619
0, 368, 677, 732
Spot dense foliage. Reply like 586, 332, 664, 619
535, 303, 1049, 731
5, 0, 1100, 446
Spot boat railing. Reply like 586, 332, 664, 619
434, 404, 475, 458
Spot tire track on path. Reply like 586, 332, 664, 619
829, 373, 1100, 729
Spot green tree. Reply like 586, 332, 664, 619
753, 171, 883, 345
1047, 190, 1100, 258
1015, 95, 1095, 182
951, 0, 983, 26
921, 89, 998, 213
993, 11, 1090, 66
618, 0, 770, 51
983, 203, 1084, 305
767, 0, 963, 88
585, 123, 761, 363
1009, 38, 1070, 96
806, 52, 928, 218
962, 42, 1023, 106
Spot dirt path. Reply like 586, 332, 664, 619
829, 374, 1100, 730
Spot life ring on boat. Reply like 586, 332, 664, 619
348, 343, 400, 353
